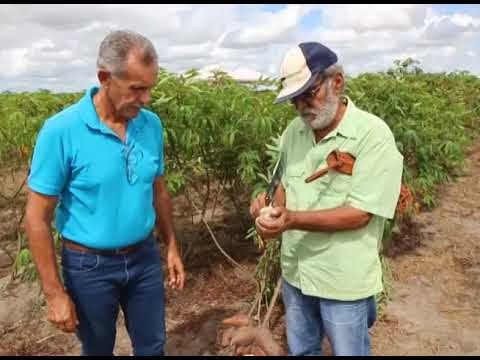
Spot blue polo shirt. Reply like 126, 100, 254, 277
28, 86, 164, 249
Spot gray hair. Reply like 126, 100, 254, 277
321, 63, 345, 93
97, 30, 158, 77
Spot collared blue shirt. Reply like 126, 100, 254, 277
28, 86, 165, 249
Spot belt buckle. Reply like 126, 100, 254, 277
113, 248, 123, 255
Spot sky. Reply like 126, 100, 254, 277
1, 4, 479, 92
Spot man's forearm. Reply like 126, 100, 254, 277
25, 220, 64, 299
155, 191, 177, 247
286, 207, 372, 232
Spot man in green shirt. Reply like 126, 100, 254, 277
250, 42, 403, 356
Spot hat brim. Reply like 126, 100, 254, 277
274, 69, 319, 104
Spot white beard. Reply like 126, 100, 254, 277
300, 86, 340, 130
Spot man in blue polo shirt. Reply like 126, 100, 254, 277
24, 30, 185, 356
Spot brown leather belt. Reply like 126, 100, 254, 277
62, 237, 145, 256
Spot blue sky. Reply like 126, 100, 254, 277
436, 4, 480, 15
1, 4, 479, 92
268, 4, 480, 28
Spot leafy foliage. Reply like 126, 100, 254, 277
1, 61, 479, 314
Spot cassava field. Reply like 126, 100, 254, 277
1, 59, 479, 355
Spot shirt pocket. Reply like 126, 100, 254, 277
137, 154, 159, 184
301, 164, 353, 209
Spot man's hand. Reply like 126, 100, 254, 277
46, 290, 79, 333
154, 177, 186, 290
25, 189, 77, 333
255, 206, 291, 240
249, 192, 268, 220
167, 243, 185, 289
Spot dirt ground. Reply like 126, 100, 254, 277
0, 145, 479, 356
369, 144, 480, 356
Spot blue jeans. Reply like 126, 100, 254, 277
61, 234, 166, 356
282, 278, 377, 356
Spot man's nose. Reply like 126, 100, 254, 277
140, 91, 151, 105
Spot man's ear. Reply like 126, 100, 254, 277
333, 72, 344, 96
97, 69, 111, 86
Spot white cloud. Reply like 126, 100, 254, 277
31, 38, 55, 51
0, 48, 30, 78
316, 29, 358, 44
424, 15, 478, 41
442, 45, 457, 57
221, 5, 307, 48
451, 13, 480, 27
164, 43, 214, 61
320, 4, 429, 32
305, 6, 480, 76
0, 4, 479, 92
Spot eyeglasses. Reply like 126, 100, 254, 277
122, 142, 143, 185
290, 76, 327, 104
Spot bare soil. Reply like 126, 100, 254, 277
1, 145, 479, 356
